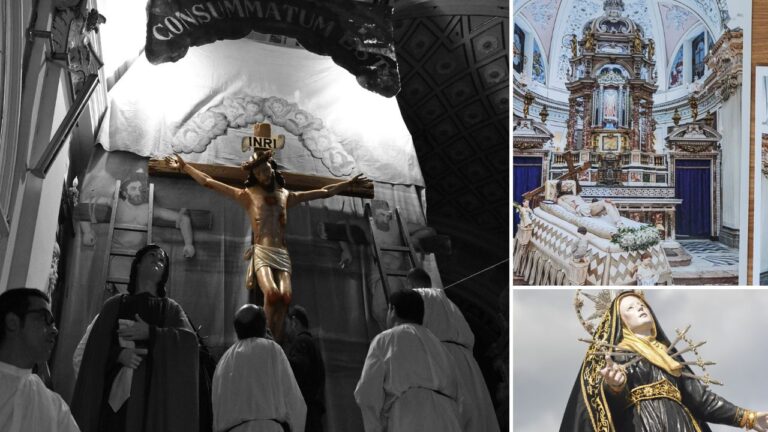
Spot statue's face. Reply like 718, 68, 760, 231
125, 180, 148, 205
137, 248, 167, 286
373, 208, 392, 231
253, 161, 274, 185
619, 295, 653, 333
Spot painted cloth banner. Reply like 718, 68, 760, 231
145, 0, 400, 97
100, 38, 422, 186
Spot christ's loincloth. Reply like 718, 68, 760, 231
244, 244, 292, 290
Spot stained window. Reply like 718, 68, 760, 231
514, 24, 526, 74
532, 40, 546, 84
691, 32, 706, 81
669, 46, 684, 88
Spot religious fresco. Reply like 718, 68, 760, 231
518, 0, 561, 55
659, 3, 699, 63
514, 24, 525, 74
692, 32, 706, 81
670, 45, 685, 88
532, 40, 546, 84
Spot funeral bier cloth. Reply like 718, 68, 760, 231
415, 288, 500, 432
354, 323, 462, 432
0, 361, 80, 432
212, 337, 306, 432
286, 331, 326, 432
71, 293, 200, 432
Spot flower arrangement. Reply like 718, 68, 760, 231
610, 225, 661, 252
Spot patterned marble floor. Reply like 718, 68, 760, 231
677, 240, 739, 266
671, 240, 739, 284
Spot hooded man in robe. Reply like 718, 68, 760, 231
354, 289, 461, 432
409, 268, 499, 432
212, 304, 306, 432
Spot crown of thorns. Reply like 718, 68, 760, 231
241, 150, 274, 171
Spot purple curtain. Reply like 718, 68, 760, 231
675, 159, 711, 237
513, 156, 543, 234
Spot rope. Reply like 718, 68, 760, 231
444, 258, 510, 289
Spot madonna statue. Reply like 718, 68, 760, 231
560, 291, 768, 432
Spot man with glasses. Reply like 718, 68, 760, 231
0, 287, 80, 431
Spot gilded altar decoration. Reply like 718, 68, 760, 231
523, 91, 535, 118
539, 105, 549, 123
705, 29, 743, 102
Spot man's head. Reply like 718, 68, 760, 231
127, 244, 169, 297
640, 252, 652, 265
243, 151, 285, 191
557, 180, 573, 196
406, 268, 432, 289
234, 304, 267, 340
119, 173, 149, 206
370, 200, 392, 231
0, 288, 58, 367
387, 289, 424, 328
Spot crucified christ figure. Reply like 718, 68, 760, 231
167, 152, 368, 342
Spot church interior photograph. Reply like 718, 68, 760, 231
0, 0, 508, 431
512, 0, 763, 286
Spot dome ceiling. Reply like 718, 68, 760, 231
514, 0, 729, 92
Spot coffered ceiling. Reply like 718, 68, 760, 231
392, 1, 509, 316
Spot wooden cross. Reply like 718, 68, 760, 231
522, 152, 590, 208
241, 123, 286, 152
149, 122, 374, 198
564, 151, 584, 194
148, 159, 374, 199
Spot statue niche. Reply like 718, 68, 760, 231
593, 66, 630, 131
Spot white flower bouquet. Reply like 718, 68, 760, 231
610, 225, 661, 252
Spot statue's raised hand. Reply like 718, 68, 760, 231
348, 173, 369, 189
600, 355, 626, 391
165, 154, 186, 172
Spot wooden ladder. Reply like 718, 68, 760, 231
364, 204, 421, 303
102, 180, 154, 297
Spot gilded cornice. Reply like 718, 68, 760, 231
704, 29, 743, 102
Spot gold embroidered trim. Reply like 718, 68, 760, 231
628, 379, 682, 406
681, 404, 704, 432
